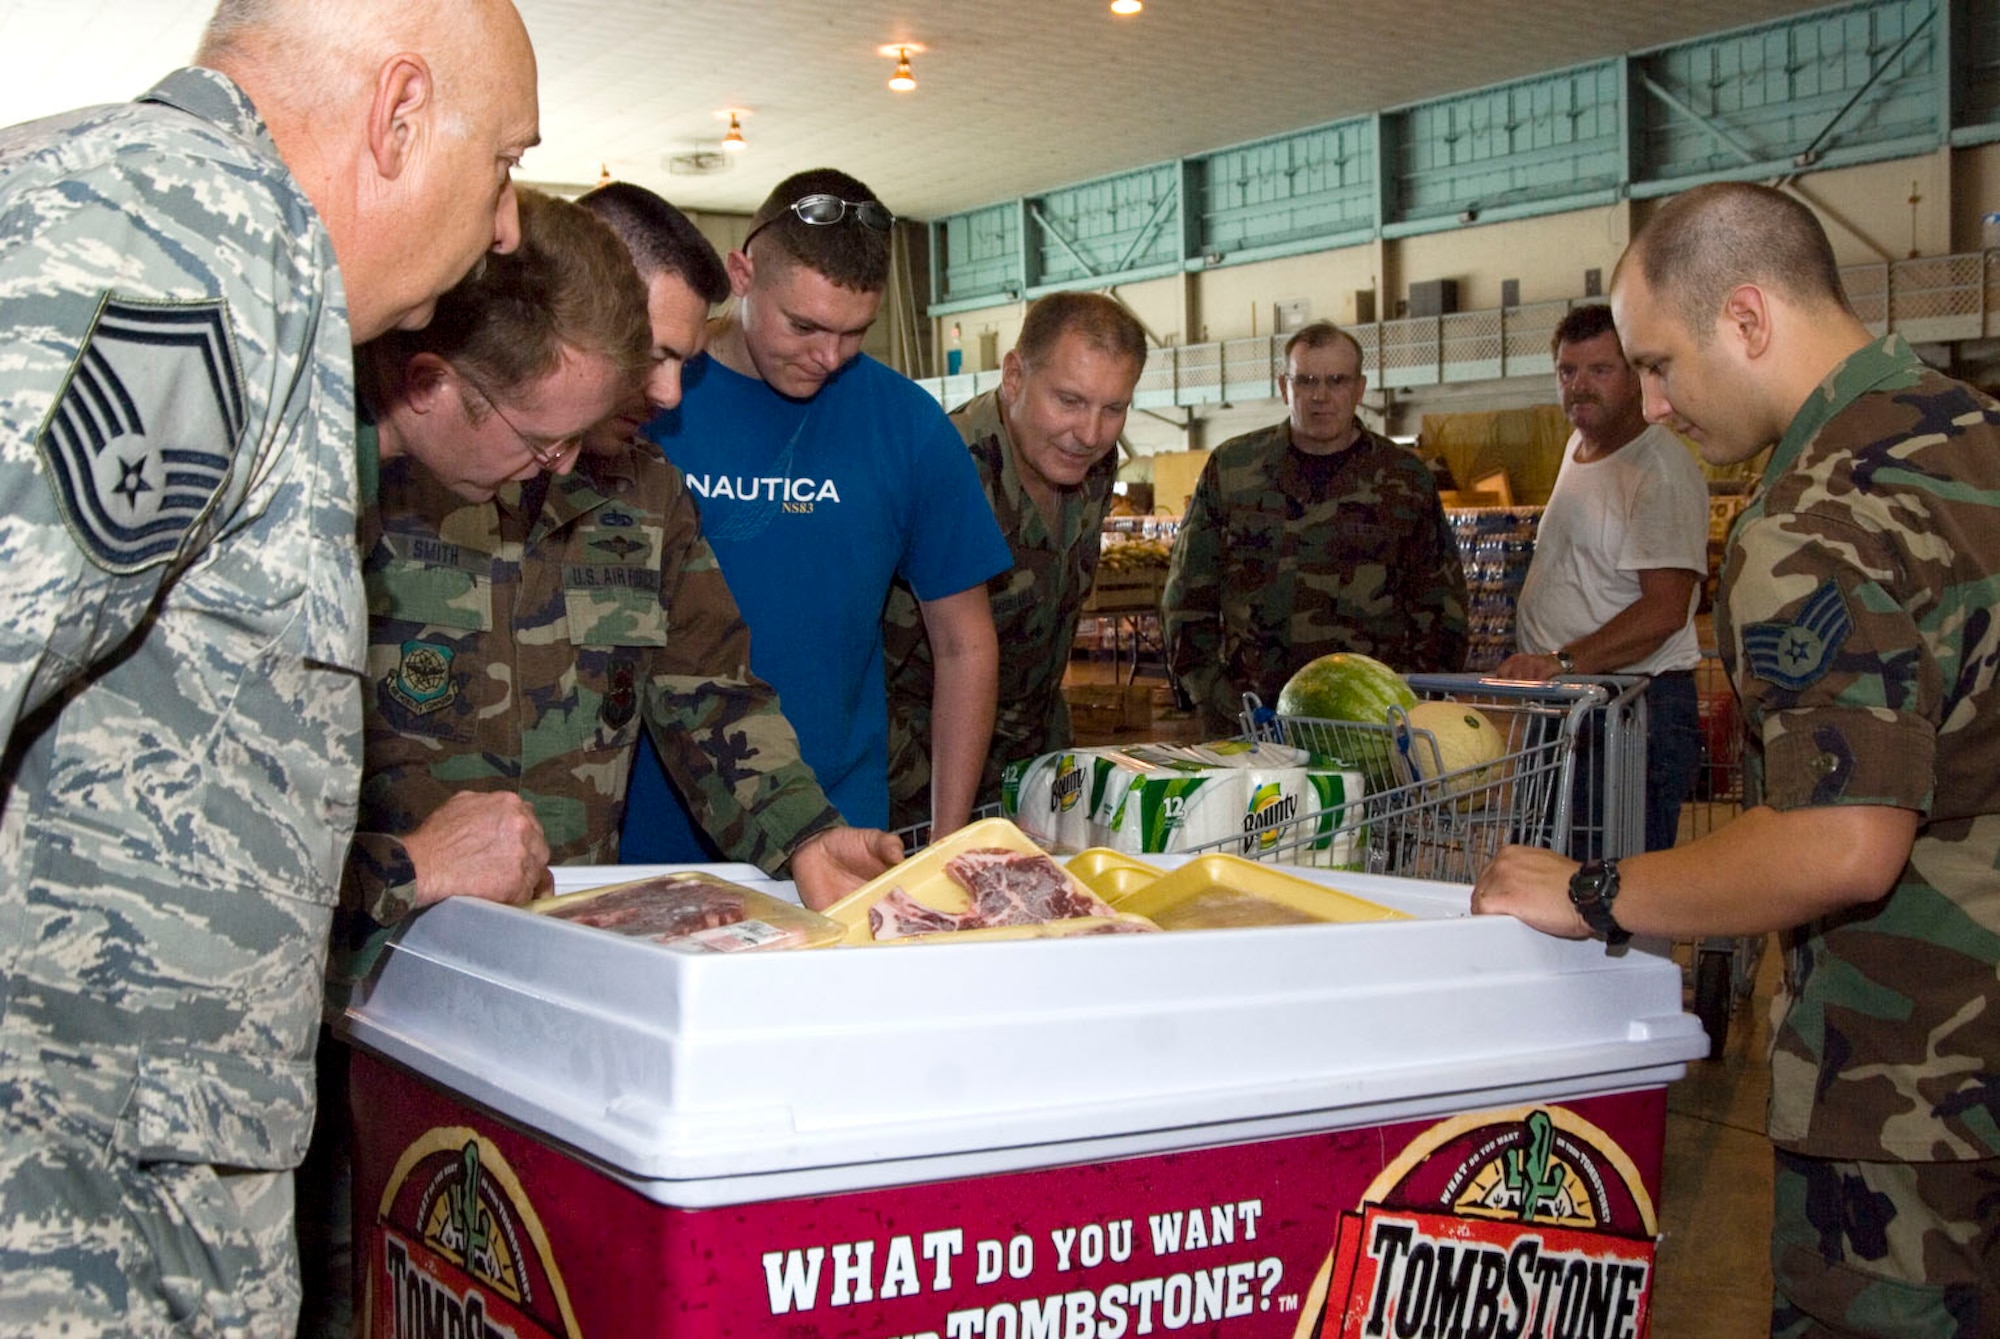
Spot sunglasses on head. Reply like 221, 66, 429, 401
741, 194, 895, 254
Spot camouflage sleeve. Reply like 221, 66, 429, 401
0, 169, 258, 730
643, 470, 843, 873
1728, 510, 1935, 815
340, 831, 421, 928
1404, 479, 1470, 672
1162, 455, 1235, 722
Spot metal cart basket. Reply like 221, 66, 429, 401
1197, 673, 1650, 884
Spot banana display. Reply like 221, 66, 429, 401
1098, 538, 1172, 571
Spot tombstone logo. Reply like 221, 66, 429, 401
1310, 1106, 1659, 1339
371, 1128, 582, 1339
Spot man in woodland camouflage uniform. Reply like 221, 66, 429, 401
347, 184, 899, 931
883, 292, 1148, 830
1163, 321, 1468, 734
1476, 182, 2000, 1334
0, 0, 538, 1332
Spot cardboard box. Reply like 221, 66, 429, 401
1064, 682, 1153, 733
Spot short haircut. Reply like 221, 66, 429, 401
1283, 320, 1363, 367
1624, 182, 1853, 344
1016, 292, 1149, 374
745, 168, 891, 292
373, 188, 651, 407
577, 181, 729, 306
1550, 303, 1620, 359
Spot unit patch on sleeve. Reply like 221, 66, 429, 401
35, 296, 245, 574
1742, 578, 1853, 691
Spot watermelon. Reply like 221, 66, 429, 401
1402, 700, 1507, 809
1274, 653, 1417, 785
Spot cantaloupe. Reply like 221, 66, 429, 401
1402, 700, 1507, 808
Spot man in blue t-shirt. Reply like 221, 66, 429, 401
621, 169, 1011, 860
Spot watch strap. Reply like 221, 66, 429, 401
1569, 859, 1631, 946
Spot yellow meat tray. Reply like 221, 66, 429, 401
1107, 854, 1410, 931
533, 869, 844, 952
822, 817, 1150, 946
1065, 848, 1167, 902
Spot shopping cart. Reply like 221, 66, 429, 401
1195, 673, 1649, 883
892, 802, 1006, 856
1681, 652, 1766, 1058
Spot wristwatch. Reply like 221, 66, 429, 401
1554, 648, 1577, 674
1568, 859, 1631, 946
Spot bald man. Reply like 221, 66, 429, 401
1474, 183, 2000, 1333
0, 1, 537, 1333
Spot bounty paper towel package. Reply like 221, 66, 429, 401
1301, 764, 1369, 869
1001, 750, 1101, 852
1085, 740, 1319, 856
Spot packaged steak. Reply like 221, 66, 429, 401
533, 870, 842, 952
822, 817, 1159, 945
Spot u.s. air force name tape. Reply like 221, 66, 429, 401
36, 295, 244, 573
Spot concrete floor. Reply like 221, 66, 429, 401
1064, 652, 1785, 1336
1652, 938, 1779, 1337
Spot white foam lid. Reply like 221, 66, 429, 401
342, 862, 1708, 1207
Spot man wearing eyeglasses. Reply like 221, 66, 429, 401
620, 169, 1011, 859
1164, 321, 1468, 734
343, 188, 650, 944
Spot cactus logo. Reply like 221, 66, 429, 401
1051, 755, 1085, 813
1308, 1106, 1659, 1339
371, 1128, 582, 1339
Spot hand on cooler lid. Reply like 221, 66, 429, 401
789, 826, 906, 911
404, 791, 553, 909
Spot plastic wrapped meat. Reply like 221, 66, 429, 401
545, 875, 746, 939
869, 848, 1121, 940
538, 872, 843, 952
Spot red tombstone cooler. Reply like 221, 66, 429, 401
342, 863, 1708, 1338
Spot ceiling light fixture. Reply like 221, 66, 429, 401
720, 111, 747, 153
1111, 0, 1143, 14
878, 42, 927, 92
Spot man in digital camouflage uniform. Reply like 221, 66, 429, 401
347, 183, 901, 932
0, 0, 539, 1332
1163, 320, 1469, 735
1475, 182, 2000, 1334
883, 292, 1149, 832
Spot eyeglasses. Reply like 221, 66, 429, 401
741, 193, 896, 254
1286, 372, 1359, 394
451, 364, 578, 470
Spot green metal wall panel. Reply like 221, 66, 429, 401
1196, 120, 1376, 254
1032, 166, 1181, 287
1635, 0, 1940, 180
938, 203, 1022, 305
1392, 64, 1625, 220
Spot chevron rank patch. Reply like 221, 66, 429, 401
35, 297, 244, 573
1743, 579, 1854, 691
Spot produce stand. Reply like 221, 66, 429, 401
343, 855, 1706, 1337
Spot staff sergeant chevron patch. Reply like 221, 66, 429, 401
1743, 578, 1854, 692
35, 296, 244, 573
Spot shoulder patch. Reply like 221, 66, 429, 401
1742, 579, 1853, 691
36, 297, 245, 573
